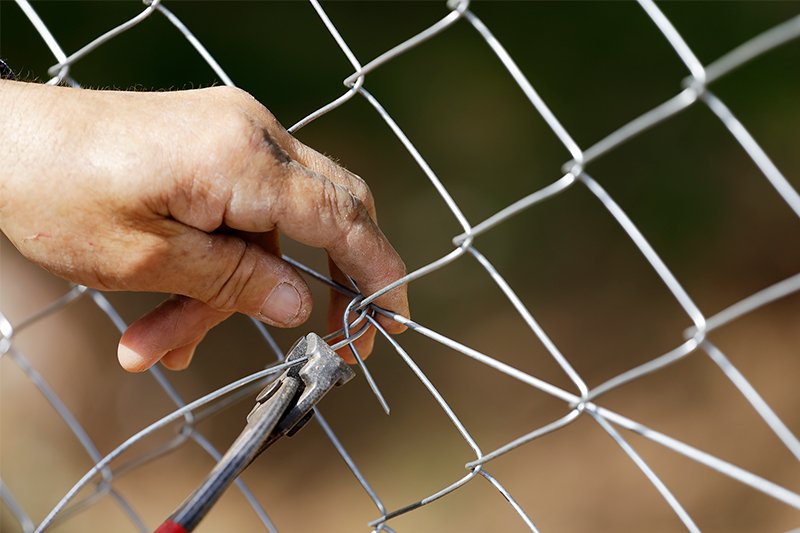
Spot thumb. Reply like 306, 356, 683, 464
134, 225, 312, 326
116, 227, 311, 372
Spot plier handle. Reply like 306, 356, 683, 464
156, 333, 355, 533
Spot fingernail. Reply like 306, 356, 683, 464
118, 344, 147, 372
261, 283, 301, 325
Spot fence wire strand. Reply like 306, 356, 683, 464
2, 0, 799, 531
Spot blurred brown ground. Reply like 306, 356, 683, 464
2, 1, 800, 531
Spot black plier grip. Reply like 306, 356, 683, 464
156, 333, 355, 533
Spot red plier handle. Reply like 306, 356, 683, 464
156, 333, 354, 533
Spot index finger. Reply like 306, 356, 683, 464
289, 144, 402, 357
259, 163, 409, 332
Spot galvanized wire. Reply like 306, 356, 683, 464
2, 0, 799, 531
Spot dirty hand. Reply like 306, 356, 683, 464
0, 81, 408, 371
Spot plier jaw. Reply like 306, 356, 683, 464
157, 333, 355, 533
248, 332, 356, 450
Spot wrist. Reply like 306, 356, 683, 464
0, 81, 83, 236
1, 80, 66, 174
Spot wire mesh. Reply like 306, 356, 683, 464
1, 0, 799, 531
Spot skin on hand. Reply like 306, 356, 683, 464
0, 80, 409, 371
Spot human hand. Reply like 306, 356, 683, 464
0, 81, 408, 371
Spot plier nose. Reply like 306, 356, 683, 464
156, 333, 355, 533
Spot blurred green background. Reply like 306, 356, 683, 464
2, 1, 799, 531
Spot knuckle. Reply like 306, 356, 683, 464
255, 125, 293, 166
322, 180, 368, 232
348, 174, 373, 207
194, 112, 253, 178
171, 174, 232, 231
212, 85, 254, 106
206, 240, 259, 311
212, 86, 285, 138
265, 166, 294, 223
216, 108, 253, 148
203, 87, 292, 165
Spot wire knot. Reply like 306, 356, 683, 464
446, 0, 471, 15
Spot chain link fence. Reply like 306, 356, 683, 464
2, 0, 799, 531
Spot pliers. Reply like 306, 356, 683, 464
156, 333, 355, 533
